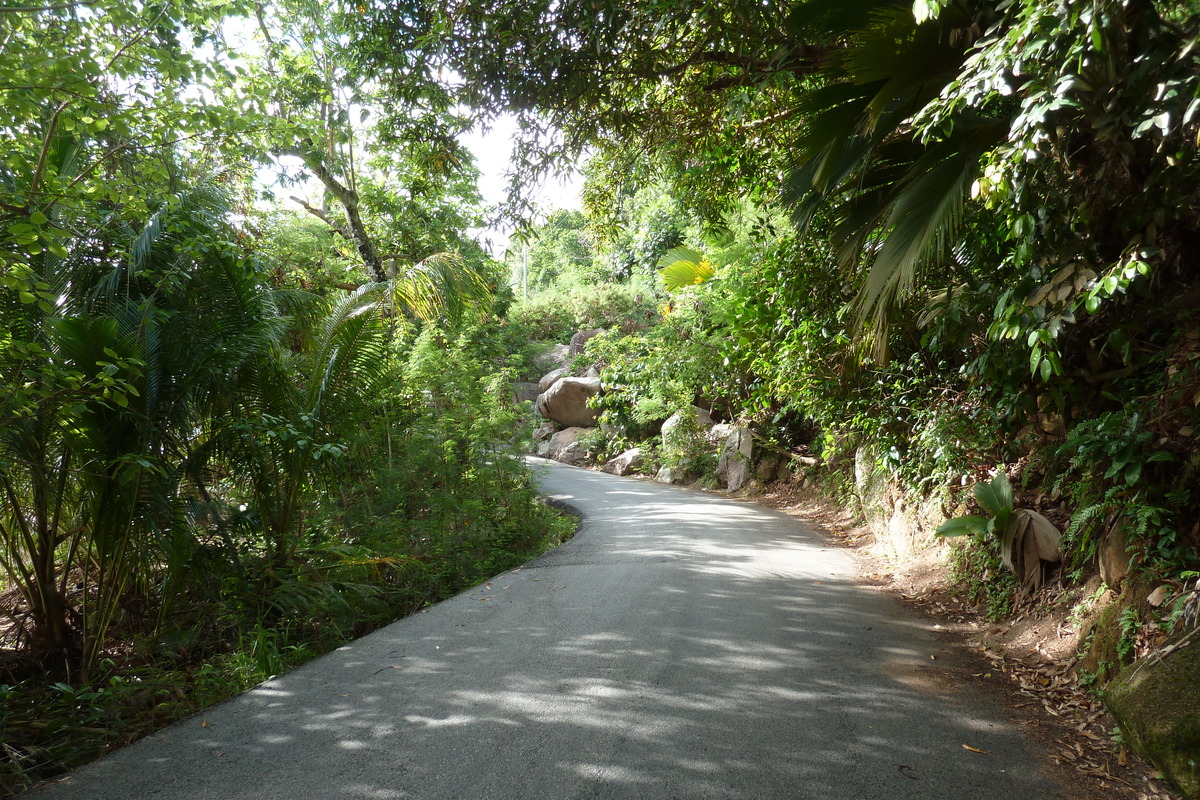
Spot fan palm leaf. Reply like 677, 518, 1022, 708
657, 247, 717, 291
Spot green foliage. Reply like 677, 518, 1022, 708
358, 0, 800, 222
255, 212, 356, 291
659, 409, 718, 483
329, 323, 575, 603
244, 0, 479, 283
510, 209, 598, 292
506, 282, 660, 344
1057, 412, 1174, 493
936, 471, 1014, 540
658, 247, 716, 292
594, 186, 698, 283
0, 309, 574, 796
948, 538, 1017, 621
1051, 411, 1185, 570
0, 1, 569, 793
586, 297, 740, 435
1117, 606, 1142, 661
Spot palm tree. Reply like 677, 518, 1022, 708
780, 0, 1003, 356
0, 181, 286, 677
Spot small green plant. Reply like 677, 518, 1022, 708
937, 470, 1014, 539
938, 470, 1063, 595
575, 427, 614, 462
1117, 606, 1141, 660
947, 537, 1017, 620
1069, 583, 1109, 623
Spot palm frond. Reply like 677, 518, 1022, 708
305, 283, 391, 418
657, 247, 716, 291
390, 252, 492, 324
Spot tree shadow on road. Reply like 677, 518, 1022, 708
29, 464, 1058, 800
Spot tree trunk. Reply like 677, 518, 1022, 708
278, 144, 388, 283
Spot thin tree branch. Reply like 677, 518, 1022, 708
26, 100, 70, 208
289, 194, 353, 242
276, 143, 387, 282
105, 1, 172, 72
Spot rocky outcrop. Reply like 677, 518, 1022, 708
706, 422, 732, 445
536, 377, 602, 428
600, 420, 629, 439
538, 368, 567, 393
532, 421, 556, 443
547, 427, 589, 465
855, 444, 890, 528
661, 406, 714, 454
513, 382, 541, 404
602, 447, 644, 477
570, 328, 605, 356
533, 343, 570, 373
755, 457, 783, 483
1106, 635, 1200, 798
716, 426, 753, 491
1099, 518, 1132, 588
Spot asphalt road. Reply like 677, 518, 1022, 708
27, 458, 1061, 799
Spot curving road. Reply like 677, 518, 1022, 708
27, 458, 1060, 799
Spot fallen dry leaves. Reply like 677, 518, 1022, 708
901, 588, 1179, 800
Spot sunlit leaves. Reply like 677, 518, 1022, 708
657, 247, 716, 292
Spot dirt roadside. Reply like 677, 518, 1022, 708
747, 480, 1181, 800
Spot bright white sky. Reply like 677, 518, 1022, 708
460, 114, 584, 257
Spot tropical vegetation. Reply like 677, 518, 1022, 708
0, 1, 570, 793
4, 0, 1200, 795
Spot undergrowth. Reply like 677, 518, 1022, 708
0, 323, 576, 798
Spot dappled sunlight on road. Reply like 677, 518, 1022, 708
29, 459, 1058, 800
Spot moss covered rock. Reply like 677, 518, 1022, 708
1106, 635, 1200, 798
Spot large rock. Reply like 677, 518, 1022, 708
533, 343, 570, 373
706, 422, 734, 445
755, 456, 782, 483
570, 328, 605, 356
547, 427, 589, 465
655, 465, 678, 485
512, 382, 541, 404
600, 420, 629, 439
602, 447, 644, 477
662, 406, 714, 454
536, 377, 602, 428
532, 421, 556, 443
716, 425, 753, 491
538, 367, 568, 393
1106, 635, 1200, 798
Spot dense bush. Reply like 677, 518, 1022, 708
506, 282, 660, 344
0, 201, 572, 796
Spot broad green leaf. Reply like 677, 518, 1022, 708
935, 515, 989, 537
992, 506, 1013, 535
973, 471, 1013, 516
